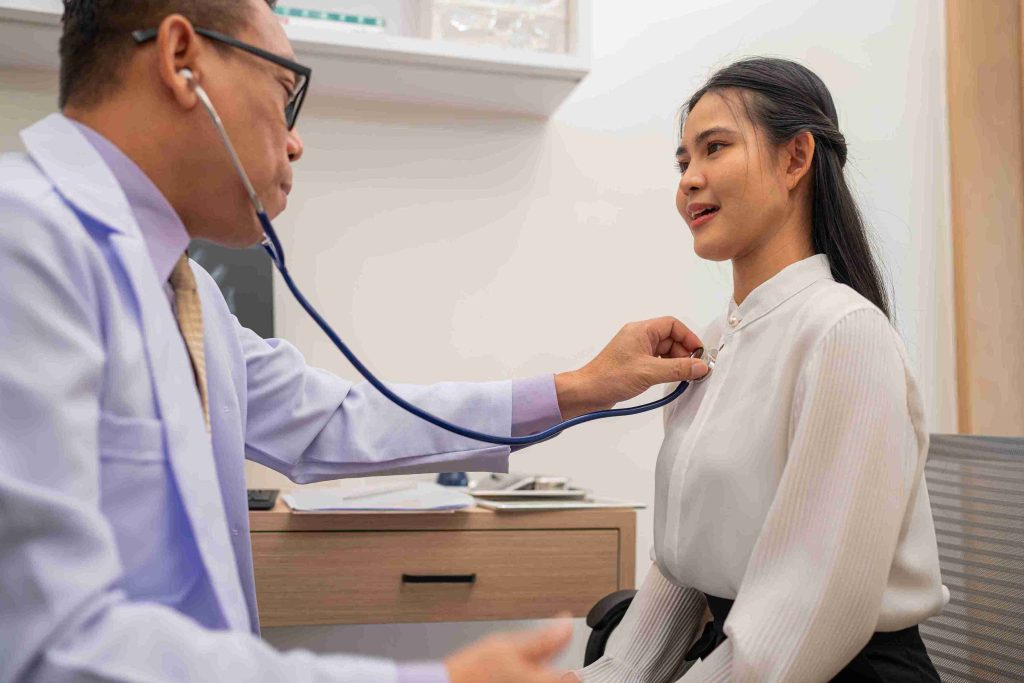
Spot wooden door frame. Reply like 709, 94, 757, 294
946, 0, 1024, 435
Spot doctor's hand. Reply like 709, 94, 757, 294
445, 618, 573, 683
555, 316, 707, 419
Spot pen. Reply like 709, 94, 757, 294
341, 481, 418, 500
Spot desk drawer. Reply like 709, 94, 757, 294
252, 529, 621, 626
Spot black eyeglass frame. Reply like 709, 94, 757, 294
131, 27, 311, 131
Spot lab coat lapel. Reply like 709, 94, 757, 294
20, 114, 251, 632
108, 234, 250, 631
20, 114, 135, 234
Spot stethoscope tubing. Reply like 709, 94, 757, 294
188, 69, 695, 446
260, 210, 692, 445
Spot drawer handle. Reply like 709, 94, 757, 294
402, 573, 477, 584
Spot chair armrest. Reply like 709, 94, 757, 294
583, 589, 637, 666
586, 589, 638, 628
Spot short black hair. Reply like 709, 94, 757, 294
59, 0, 276, 109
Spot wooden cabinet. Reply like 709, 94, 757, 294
250, 503, 636, 627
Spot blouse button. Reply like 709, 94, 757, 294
728, 315, 741, 327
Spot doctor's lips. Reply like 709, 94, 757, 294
686, 202, 720, 228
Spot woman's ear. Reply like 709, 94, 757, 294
783, 131, 815, 191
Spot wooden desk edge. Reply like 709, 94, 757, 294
250, 500, 637, 533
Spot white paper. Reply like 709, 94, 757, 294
283, 482, 474, 512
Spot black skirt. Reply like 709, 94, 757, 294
683, 594, 940, 682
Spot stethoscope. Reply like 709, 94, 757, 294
181, 69, 716, 445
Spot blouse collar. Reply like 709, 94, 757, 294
725, 254, 834, 332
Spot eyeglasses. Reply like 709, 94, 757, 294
132, 27, 311, 130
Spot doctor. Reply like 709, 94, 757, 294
0, 1, 710, 681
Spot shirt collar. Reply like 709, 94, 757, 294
71, 120, 190, 284
726, 253, 834, 331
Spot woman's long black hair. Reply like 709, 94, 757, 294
685, 57, 891, 320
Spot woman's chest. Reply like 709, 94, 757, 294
657, 326, 812, 496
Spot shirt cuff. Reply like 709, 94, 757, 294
396, 661, 450, 683
681, 639, 732, 682
511, 373, 562, 443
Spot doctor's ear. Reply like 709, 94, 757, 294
150, 13, 204, 111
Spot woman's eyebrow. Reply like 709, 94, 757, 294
677, 126, 738, 155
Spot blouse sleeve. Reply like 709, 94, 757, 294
573, 563, 709, 683
679, 307, 927, 682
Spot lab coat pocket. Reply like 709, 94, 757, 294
98, 411, 164, 462
98, 411, 194, 601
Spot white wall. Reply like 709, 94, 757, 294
0, 0, 956, 671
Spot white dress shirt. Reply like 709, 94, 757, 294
578, 254, 948, 682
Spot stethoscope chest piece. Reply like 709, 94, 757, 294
689, 345, 719, 384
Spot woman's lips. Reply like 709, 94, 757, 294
691, 208, 719, 229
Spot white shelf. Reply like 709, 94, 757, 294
0, 1, 590, 117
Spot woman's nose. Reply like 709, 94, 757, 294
680, 169, 704, 194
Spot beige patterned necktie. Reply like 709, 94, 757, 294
169, 253, 211, 432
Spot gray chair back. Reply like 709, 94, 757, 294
921, 434, 1024, 682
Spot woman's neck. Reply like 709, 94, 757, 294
732, 230, 815, 306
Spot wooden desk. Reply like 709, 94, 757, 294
250, 502, 636, 627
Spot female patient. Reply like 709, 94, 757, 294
572, 58, 947, 682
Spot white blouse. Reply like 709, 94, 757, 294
578, 254, 948, 682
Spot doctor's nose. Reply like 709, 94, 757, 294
287, 128, 304, 163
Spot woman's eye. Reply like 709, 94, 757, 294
676, 160, 689, 173
708, 142, 725, 155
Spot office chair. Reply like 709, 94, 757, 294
583, 589, 639, 667
583, 434, 1024, 681
919, 434, 1023, 681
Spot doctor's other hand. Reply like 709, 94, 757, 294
555, 316, 707, 419
445, 618, 573, 683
